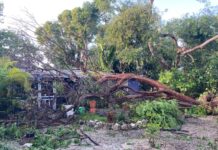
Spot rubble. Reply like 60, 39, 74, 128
112, 123, 120, 131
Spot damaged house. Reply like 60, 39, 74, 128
27, 69, 87, 110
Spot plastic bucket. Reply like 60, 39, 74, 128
89, 100, 96, 108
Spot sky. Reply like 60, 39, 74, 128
1, 0, 218, 28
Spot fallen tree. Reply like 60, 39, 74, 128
78, 73, 200, 107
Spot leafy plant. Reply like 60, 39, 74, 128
135, 99, 183, 129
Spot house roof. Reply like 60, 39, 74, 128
22, 68, 88, 79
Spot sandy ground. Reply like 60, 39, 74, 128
62, 116, 218, 150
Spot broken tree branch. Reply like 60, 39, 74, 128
180, 35, 218, 55
78, 129, 99, 146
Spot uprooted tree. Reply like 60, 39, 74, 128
1, 0, 218, 121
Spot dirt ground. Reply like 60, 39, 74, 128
2, 116, 218, 150
61, 116, 218, 150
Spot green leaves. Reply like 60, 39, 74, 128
159, 69, 196, 94
98, 3, 160, 73
135, 100, 183, 129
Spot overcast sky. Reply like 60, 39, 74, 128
1, 0, 218, 28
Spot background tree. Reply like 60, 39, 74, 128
158, 12, 218, 96
0, 29, 41, 69
35, 2, 99, 71
94, 2, 161, 78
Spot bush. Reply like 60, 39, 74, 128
135, 99, 183, 129
185, 106, 207, 117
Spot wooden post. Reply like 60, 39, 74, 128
37, 76, 42, 108
52, 81, 57, 110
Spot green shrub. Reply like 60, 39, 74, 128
135, 99, 183, 129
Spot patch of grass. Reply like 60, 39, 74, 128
80, 113, 107, 122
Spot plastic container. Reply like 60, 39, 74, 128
78, 107, 85, 114
89, 100, 96, 113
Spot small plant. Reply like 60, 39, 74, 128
116, 111, 126, 122
145, 123, 161, 148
